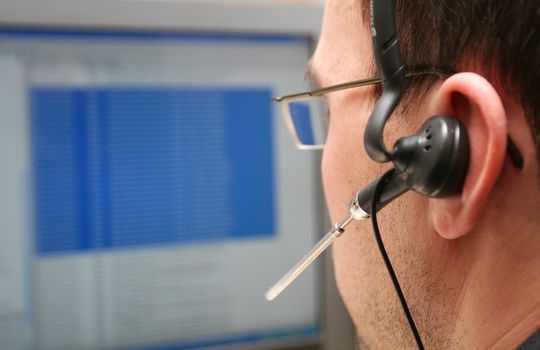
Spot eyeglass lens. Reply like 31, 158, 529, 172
288, 98, 328, 147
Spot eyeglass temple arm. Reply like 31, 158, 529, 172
272, 70, 451, 103
272, 77, 383, 102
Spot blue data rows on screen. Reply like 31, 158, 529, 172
31, 87, 275, 254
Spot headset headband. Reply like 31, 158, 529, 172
364, 0, 405, 162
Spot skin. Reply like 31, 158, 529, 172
310, 1, 540, 348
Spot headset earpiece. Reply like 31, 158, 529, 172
391, 116, 470, 197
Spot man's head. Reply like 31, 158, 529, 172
311, 0, 540, 348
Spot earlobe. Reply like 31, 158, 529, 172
427, 73, 508, 239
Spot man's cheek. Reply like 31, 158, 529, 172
322, 122, 361, 220
321, 139, 345, 222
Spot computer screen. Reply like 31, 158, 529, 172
0, 27, 323, 349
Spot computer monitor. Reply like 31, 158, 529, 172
0, 11, 331, 349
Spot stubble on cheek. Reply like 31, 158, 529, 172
331, 212, 416, 349
331, 194, 456, 349
331, 177, 432, 328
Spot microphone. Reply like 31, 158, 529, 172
265, 167, 409, 301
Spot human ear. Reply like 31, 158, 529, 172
427, 73, 507, 239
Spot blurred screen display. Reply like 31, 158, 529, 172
0, 29, 321, 349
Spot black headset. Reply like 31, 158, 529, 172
357, 0, 523, 213
366, 0, 470, 198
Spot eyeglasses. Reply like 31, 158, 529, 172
272, 70, 450, 150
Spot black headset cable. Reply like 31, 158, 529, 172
371, 168, 425, 350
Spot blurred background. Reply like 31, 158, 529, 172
0, 1, 355, 349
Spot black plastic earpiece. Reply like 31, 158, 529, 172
392, 116, 469, 197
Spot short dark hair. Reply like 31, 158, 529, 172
361, 0, 540, 162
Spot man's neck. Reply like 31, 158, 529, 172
444, 229, 540, 349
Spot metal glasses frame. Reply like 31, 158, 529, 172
272, 70, 450, 151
